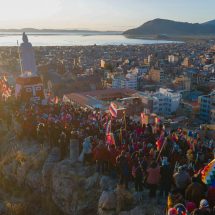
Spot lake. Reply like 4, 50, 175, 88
0, 32, 181, 46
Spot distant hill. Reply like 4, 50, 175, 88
203, 19, 215, 26
123, 18, 215, 37
0, 28, 122, 35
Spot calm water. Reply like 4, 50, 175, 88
0, 32, 181, 46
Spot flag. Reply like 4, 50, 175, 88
155, 117, 161, 124
109, 102, 117, 118
50, 96, 59, 104
201, 159, 215, 187
106, 120, 111, 135
141, 112, 149, 126
3, 76, 7, 82
0, 77, 12, 100
106, 133, 115, 145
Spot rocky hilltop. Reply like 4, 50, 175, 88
0, 130, 165, 215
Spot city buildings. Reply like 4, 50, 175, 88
199, 90, 215, 123
112, 73, 138, 90
148, 67, 165, 83
138, 88, 181, 115
168, 55, 179, 63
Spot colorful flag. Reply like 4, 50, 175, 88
201, 159, 215, 187
109, 102, 117, 118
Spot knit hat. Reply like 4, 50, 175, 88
168, 208, 178, 215
174, 203, 187, 215
199, 199, 209, 208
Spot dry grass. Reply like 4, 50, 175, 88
15, 151, 28, 165
6, 201, 27, 215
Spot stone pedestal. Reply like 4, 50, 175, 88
70, 139, 79, 163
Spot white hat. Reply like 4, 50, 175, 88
200, 199, 209, 208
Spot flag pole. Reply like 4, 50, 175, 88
123, 111, 126, 131
156, 138, 167, 162
17, 40, 23, 75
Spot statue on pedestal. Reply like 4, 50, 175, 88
20, 32, 37, 76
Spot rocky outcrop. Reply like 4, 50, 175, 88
52, 160, 99, 215
42, 147, 60, 191
0, 203, 6, 215
0, 137, 158, 215
1, 143, 48, 188
119, 206, 145, 215
100, 176, 117, 191
98, 190, 117, 215
116, 185, 133, 213
98, 182, 134, 215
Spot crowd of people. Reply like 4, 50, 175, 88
1, 99, 215, 215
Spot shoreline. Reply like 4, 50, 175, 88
124, 34, 215, 42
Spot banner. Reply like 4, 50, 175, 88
140, 112, 149, 125
109, 102, 117, 118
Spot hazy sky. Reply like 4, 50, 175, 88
0, 0, 214, 30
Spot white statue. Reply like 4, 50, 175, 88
20, 32, 37, 76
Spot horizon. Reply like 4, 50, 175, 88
0, 0, 215, 31
0, 17, 214, 32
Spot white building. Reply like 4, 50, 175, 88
153, 88, 181, 115
199, 90, 215, 123
112, 73, 137, 90
168, 55, 179, 63
138, 88, 181, 115
132, 67, 148, 77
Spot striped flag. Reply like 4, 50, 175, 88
50, 96, 59, 104
109, 102, 117, 118
106, 120, 111, 135
140, 112, 149, 126
155, 117, 161, 124
0, 77, 12, 100
106, 133, 115, 145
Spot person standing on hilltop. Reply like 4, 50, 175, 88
116, 151, 130, 189
159, 157, 173, 198
146, 160, 160, 198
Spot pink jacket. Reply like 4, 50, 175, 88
147, 166, 160, 185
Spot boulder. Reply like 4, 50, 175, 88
16, 161, 32, 186
42, 147, 60, 190
85, 172, 99, 190
2, 160, 18, 182
98, 190, 117, 215
119, 206, 145, 215
52, 160, 99, 215
0, 203, 6, 215
116, 185, 133, 213
25, 170, 42, 191
100, 176, 116, 191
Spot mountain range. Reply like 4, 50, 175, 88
0, 28, 122, 35
203, 20, 215, 26
123, 18, 215, 38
